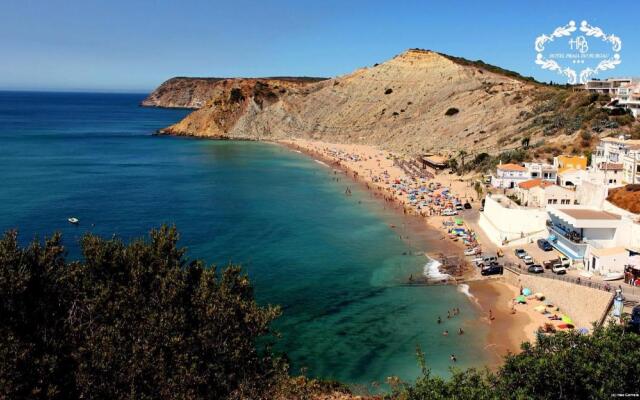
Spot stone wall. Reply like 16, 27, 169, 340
503, 268, 613, 328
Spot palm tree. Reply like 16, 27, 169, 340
458, 150, 468, 170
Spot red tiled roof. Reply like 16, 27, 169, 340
599, 162, 623, 171
518, 178, 554, 190
497, 163, 526, 172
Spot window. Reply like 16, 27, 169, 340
547, 199, 553, 205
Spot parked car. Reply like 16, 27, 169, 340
464, 247, 480, 256
472, 257, 484, 267
630, 306, 640, 333
543, 260, 555, 270
528, 264, 544, 274
479, 207, 484, 212
483, 256, 498, 264
523, 255, 535, 265
552, 264, 567, 274
558, 256, 571, 268
463, 202, 472, 209
537, 238, 553, 251
481, 264, 504, 276
442, 209, 458, 216
455, 204, 464, 211
514, 249, 527, 259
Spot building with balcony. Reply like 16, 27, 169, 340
525, 162, 557, 182
592, 137, 640, 185
584, 78, 634, 95
609, 82, 640, 119
546, 206, 622, 261
490, 163, 529, 189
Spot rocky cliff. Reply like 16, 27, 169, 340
141, 77, 325, 109
155, 50, 556, 154
149, 50, 640, 156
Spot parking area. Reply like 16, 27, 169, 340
507, 241, 565, 267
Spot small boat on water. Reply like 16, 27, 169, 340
68, 217, 79, 225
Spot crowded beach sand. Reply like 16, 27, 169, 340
279, 138, 566, 363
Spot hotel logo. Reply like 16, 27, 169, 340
534, 20, 622, 84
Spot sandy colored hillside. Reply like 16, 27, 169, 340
162, 49, 550, 155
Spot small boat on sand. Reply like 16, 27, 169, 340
68, 217, 79, 225
603, 272, 624, 281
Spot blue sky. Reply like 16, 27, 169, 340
1, 0, 638, 92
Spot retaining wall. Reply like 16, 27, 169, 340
503, 268, 613, 329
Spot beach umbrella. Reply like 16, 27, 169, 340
561, 316, 573, 324
577, 327, 589, 335
557, 323, 574, 330
522, 288, 532, 296
534, 305, 546, 313
534, 293, 545, 300
516, 295, 527, 303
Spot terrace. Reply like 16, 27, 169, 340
546, 207, 621, 260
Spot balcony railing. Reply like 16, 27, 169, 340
547, 225, 588, 259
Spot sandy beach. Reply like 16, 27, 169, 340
278, 138, 550, 365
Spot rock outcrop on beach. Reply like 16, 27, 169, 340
142, 77, 326, 109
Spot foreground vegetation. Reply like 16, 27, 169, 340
1, 227, 639, 399
392, 323, 640, 400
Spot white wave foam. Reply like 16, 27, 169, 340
457, 283, 475, 300
423, 259, 449, 281
314, 159, 329, 167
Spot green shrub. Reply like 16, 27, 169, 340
392, 324, 640, 399
0, 227, 284, 399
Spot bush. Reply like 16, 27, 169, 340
445, 107, 459, 116
0, 227, 284, 399
385, 88, 393, 95
392, 324, 640, 399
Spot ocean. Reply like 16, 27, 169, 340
0, 91, 490, 387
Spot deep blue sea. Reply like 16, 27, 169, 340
0, 91, 490, 387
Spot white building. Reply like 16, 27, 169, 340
491, 163, 529, 189
546, 206, 622, 262
586, 247, 630, 275
516, 179, 576, 208
478, 194, 548, 246
592, 136, 640, 185
557, 168, 588, 188
524, 162, 557, 182
584, 78, 634, 96
610, 82, 640, 118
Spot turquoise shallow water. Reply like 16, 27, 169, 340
0, 91, 490, 387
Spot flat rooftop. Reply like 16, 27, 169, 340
557, 208, 621, 220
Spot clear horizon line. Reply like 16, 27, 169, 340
0, 88, 153, 94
